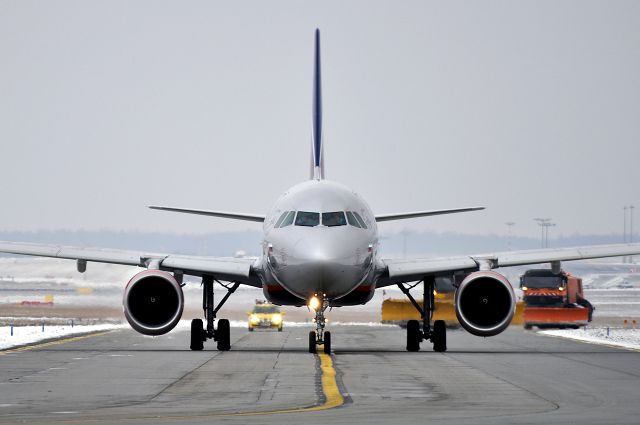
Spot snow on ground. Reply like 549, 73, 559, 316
0, 323, 126, 351
1, 320, 394, 351
539, 327, 640, 351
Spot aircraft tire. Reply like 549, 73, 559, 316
308, 331, 317, 354
324, 331, 331, 354
432, 320, 447, 352
216, 319, 231, 351
406, 320, 420, 352
190, 319, 204, 351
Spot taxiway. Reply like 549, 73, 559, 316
0, 325, 638, 424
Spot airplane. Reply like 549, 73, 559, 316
2, 29, 640, 354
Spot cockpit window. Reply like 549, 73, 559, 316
295, 211, 320, 227
274, 211, 289, 228
322, 212, 347, 227
280, 210, 295, 227
345, 211, 362, 228
353, 212, 368, 229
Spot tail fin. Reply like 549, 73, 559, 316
311, 29, 324, 180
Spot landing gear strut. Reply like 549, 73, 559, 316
190, 276, 239, 351
308, 293, 331, 354
398, 276, 447, 352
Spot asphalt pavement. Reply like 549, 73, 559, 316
0, 324, 638, 424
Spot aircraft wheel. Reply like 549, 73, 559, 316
323, 331, 331, 354
278, 327, 283, 332
216, 319, 231, 351
190, 319, 204, 351
308, 331, 317, 354
432, 320, 447, 352
406, 320, 421, 352
248, 326, 254, 332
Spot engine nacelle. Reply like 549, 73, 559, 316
455, 271, 516, 337
123, 270, 184, 336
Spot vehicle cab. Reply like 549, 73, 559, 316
519, 269, 567, 306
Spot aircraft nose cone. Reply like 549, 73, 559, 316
270, 233, 370, 298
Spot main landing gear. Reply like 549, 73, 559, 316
190, 276, 239, 351
308, 294, 331, 354
398, 276, 447, 352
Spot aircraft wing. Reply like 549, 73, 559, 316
378, 243, 640, 286
0, 241, 261, 287
375, 207, 485, 222
148, 206, 265, 222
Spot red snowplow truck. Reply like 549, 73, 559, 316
520, 269, 594, 329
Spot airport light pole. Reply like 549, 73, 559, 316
623, 205, 634, 263
624, 206, 628, 243
505, 222, 515, 251
631, 205, 635, 263
534, 218, 551, 248
630, 205, 634, 244
624, 206, 629, 263
543, 222, 556, 248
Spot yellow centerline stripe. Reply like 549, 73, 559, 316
317, 351, 345, 409
227, 350, 344, 416
0, 331, 114, 356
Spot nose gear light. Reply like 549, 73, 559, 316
309, 295, 321, 311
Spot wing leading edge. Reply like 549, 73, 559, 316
378, 242, 640, 286
375, 206, 485, 222
148, 206, 265, 222
0, 241, 261, 287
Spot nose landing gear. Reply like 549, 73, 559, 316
399, 276, 447, 352
308, 294, 331, 354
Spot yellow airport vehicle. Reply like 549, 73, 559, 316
382, 285, 524, 327
248, 301, 284, 331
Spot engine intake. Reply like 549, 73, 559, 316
455, 271, 515, 337
123, 270, 184, 336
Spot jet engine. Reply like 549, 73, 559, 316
454, 271, 516, 337
123, 270, 184, 336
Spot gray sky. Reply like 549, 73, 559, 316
1, 1, 639, 238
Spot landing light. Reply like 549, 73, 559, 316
308, 296, 321, 311
558, 287, 565, 291
522, 286, 529, 291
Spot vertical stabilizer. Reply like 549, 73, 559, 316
311, 29, 324, 180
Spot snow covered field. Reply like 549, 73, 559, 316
0, 320, 397, 351
539, 327, 640, 351
0, 323, 126, 351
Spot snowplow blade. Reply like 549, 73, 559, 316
524, 306, 590, 327
511, 301, 525, 325
381, 298, 457, 326
381, 297, 524, 327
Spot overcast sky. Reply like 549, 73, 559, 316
1, 1, 639, 238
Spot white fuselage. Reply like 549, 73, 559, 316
260, 180, 379, 303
